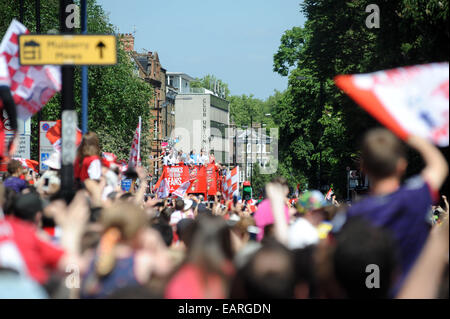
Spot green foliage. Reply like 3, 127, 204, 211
251, 164, 273, 198
0, 0, 153, 164
190, 74, 230, 98
228, 94, 277, 128
271, 0, 449, 197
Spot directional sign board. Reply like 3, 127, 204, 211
18, 34, 117, 65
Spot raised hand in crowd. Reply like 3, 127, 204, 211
265, 182, 289, 246
134, 166, 149, 206
84, 177, 106, 209
46, 191, 90, 272
407, 135, 449, 192
443, 195, 449, 216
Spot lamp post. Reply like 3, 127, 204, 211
59, 0, 76, 204
261, 113, 271, 167
261, 123, 266, 166
19, 0, 24, 22
155, 99, 166, 180
160, 101, 168, 137
231, 116, 237, 167
243, 124, 248, 183
250, 114, 253, 186
296, 76, 324, 190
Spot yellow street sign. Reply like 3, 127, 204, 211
18, 34, 117, 66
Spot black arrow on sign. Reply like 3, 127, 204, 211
96, 41, 106, 59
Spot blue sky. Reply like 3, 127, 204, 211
96, 0, 306, 100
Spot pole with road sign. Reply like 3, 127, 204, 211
18, 0, 117, 203
18, 34, 117, 66
58, 0, 76, 203
81, 0, 88, 135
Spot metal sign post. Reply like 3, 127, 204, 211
18, 34, 117, 65
18, 0, 117, 203
59, 0, 76, 203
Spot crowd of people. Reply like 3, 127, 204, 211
0, 128, 448, 299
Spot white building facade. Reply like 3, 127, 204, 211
169, 73, 230, 164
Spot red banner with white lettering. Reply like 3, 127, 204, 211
164, 165, 190, 193
153, 165, 220, 196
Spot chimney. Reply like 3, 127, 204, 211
119, 33, 134, 52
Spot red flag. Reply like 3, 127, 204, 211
13, 158, 39, 172
102, 152, 118, 168
325, 188, 334, 201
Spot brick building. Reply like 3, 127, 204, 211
119, 34, 176, 175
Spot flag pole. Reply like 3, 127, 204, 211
81, 0, 88, 135
60, 0, 76, 204
137, 116, 141, 166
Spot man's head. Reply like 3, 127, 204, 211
175, 199, 185, 211
232, 240, 296, 298
13, 192, 43, 223
7, 160, 22, 176
296, 190, 330, 226
333, 217, 399, 298
361, 128, 407, 180
197, 203, 211, 217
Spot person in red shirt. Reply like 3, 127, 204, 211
74, 132, 102, 185
0, 188, 90, 287
0, 192, 63, 284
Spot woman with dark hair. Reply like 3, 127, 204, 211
165, 215, 235, 299
74, 132, 102, 185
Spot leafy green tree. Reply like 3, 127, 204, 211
190, 74, 230, 99
272, 0, 449, 197
228, 94, 276, 128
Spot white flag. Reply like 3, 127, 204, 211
157, 178, 169, 199
335, 63, 449, 146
